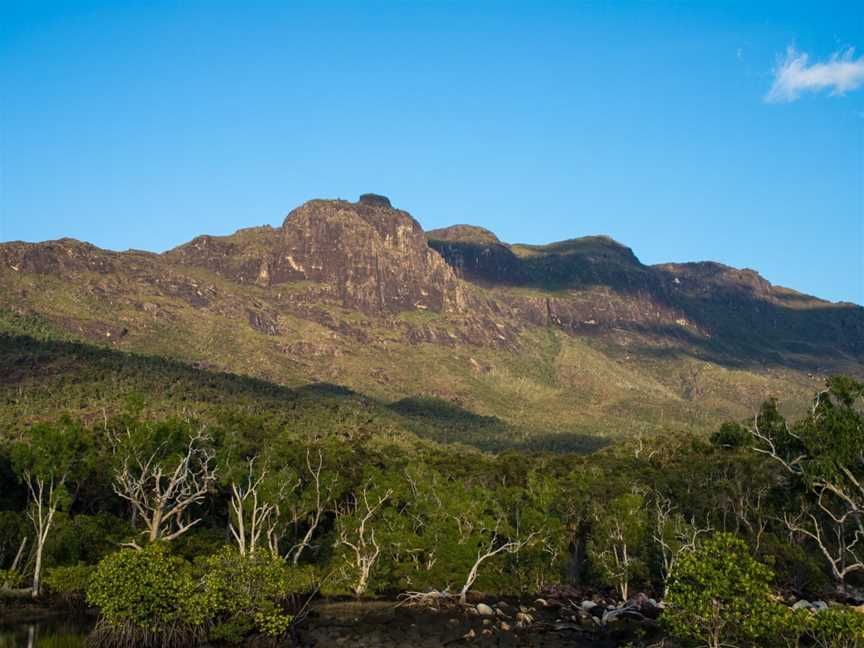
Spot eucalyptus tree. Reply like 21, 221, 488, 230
110, 421, 218, 548
334, 473, 394, 596
750, 378, 864, 587
11, 420, 95, 597
227, 457, 281, 558
589, 491, 650, 602
285, 447, 340, 565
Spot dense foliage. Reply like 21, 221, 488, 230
663, 533, 789, 648
1, 341, 863, 646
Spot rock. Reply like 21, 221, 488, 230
476, 603, 495, 617
358, 193, 392, 208
581, 600, 598, 611
499, 621, 511, 631
811, 600, 828, 611
534, 598, 549, 608
279, 197, 467, 314
791, 599, 811, 611
515, 611, 533, 625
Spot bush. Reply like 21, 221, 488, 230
86, 543, 207, 648
199, 546, 316, 643
663, 532, 791, 648
805, 608, 864, 648
710, 421, 750, 449
759, 534, 830, 594
0, 567, 23, 589
43, 563, 94, 602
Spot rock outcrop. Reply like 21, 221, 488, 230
275, 198, 467, 313
164, 196, 469, 314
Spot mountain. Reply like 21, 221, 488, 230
1, 193, 861, 442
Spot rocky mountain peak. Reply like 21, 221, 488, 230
273, 197, 466, 313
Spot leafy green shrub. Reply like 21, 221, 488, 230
0, 567, 23, 588
199, 546, 315, 643
759, 534, 830, 594
43, 563, 94, 601
663, 532, 791, 648
86, 544, 207, 648
710, 421, 749, 449
46, 513, 131, 566
805, 608, 864, 648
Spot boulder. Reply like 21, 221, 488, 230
811, 600, 828, 611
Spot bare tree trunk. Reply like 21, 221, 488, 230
26, 476, 62, 599
291, 449, 325, 566
336, 484, 392, 597
112, 430, 217, 548
458, 528, 537, 605
229, 458, 277, 558
3, 536, 27, 589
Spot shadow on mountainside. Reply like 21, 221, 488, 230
389, 396, 611, 454
0, 333, 608, 454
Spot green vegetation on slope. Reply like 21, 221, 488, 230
2, 377, 864, 648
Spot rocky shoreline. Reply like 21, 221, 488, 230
4, 588, 863, 647
299, 594, 662, 648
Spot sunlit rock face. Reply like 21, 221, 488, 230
277, 196, 467, 314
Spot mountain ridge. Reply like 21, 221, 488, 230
2, 194, 861, 439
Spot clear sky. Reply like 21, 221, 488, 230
1, 1, 863, 304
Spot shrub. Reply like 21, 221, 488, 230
663, 532, 791, 648
710, 421, 749, 449
0, 567, 23, 589
199, 546, 315, 643
86, 543, 207, 648
43, 563, 94, 602
805, 608, 864, 648
759, 534, 830, 594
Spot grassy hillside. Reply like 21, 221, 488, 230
0, 312, 614, 453
0, 306, 818, 456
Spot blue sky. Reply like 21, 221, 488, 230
1, 1, 862, 304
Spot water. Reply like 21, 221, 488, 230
0, 604, 618, 646
0, 617, 90, 648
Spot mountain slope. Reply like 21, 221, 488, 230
1, 194, 861, 440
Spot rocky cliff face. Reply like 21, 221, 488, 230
274, 195, 466, 313
426, 225, 864, 362
164, 195, 468, 314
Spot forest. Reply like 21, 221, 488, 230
1, 366, 863, 646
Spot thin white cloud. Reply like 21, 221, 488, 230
766, 46, 864, 102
